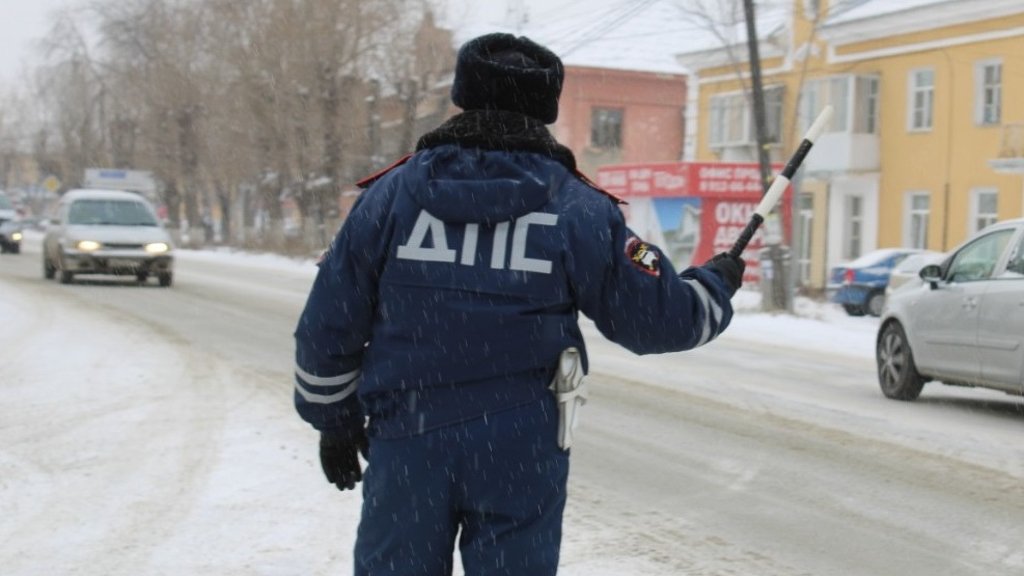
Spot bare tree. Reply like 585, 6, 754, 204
21, 0, 458, 252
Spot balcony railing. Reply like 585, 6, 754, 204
997, 123, 1024, 158
990, 123, 1024, 174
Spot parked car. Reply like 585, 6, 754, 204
0, 191, 23, 254
876, 218, 1024, 401
884, 250, 947, 297
827, 248, 929, 316
42, 189, 175, 286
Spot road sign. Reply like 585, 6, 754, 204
42, 175, 61, 193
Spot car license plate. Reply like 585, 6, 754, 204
107, 258, 140, 269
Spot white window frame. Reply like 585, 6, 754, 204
708, 92, 749, 147
968, 188, 999, 234
763, 85, 784, 144
799, 75, 879, 135
974, 59, 1002, 126
803, 0, 820, 19
907, 68, 934, 132
708, 87, 784, 148
853, 76, 879, 134
843, 194, 864, 260
903, 191, 930, 248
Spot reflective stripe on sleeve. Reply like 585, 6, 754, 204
682, 278, 724, 346
295, 366, 360, 387
294, 379, 359, 404
294, 366, 361, 404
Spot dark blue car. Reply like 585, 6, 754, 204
827, 248, 927, 317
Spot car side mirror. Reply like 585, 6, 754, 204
919, 263, 943, 289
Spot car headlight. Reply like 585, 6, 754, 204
145, 242, 170, 254
11, 232, 22, 241
76, 240, 102, 251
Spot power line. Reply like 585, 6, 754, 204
558, 0, 661, 57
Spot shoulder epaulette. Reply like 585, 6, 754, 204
355, 153, 414, 189
573, 169, 627, 205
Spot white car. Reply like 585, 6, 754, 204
876, 218, 1024, 401
43, 189, 175, 286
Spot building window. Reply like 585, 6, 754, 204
844, 195, 863, 260
799, 75, 876, 134
709, 87, 784, 148
969, 188, 999, 233
908, 69, 934, 131
709, 93, 748, 147
975, 60, 1002, 126
803, 0, 820, 19
763, 85, 784, 144
904, 192, 930, 248
853, 76, 879, 134
591, 107, 623, 148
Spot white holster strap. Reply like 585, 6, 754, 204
549, 347, 587, 450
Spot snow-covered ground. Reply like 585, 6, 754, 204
6, 238, 1014, 575
177, 244, 881, 360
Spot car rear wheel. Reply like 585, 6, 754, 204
158, 272, 173, 287
876, 321, 925, 401
866, 291, 885, 317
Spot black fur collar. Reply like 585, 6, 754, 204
416, 110, 576, 171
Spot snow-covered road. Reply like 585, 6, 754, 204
2, 234, 1023, 575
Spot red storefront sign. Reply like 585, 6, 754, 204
595, 161, 790, 281
596, 162, 770, 198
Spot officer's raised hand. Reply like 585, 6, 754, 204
703, 252, 746, 297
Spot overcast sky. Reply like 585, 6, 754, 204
0, 0, 78, 85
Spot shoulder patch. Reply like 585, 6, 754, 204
625, 236, 660, 277
355, 153, 414, 189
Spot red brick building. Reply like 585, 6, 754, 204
553, 66, 688, 178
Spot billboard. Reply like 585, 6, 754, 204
595, 162, 790, 283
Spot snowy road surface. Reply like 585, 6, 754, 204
2, 233, 1023, 575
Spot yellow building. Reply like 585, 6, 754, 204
677, 0, 1024, 291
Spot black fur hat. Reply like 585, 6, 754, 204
451, 33, 564, 124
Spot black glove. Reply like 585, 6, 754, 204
703, 252, 745, 296
319, 431, 369, 491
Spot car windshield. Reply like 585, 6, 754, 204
68, 199, 158, 226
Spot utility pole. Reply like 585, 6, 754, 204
743, 0, 790, 312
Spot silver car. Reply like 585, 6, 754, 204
876, 218, 1024, 400
43, 189, 175, 286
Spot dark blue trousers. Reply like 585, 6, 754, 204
354, 398, 570, 576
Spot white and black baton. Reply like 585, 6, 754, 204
728, 105, 834, 259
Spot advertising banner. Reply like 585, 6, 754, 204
595, 162, 790, 283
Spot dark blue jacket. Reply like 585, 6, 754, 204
294, 144, 734, 440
